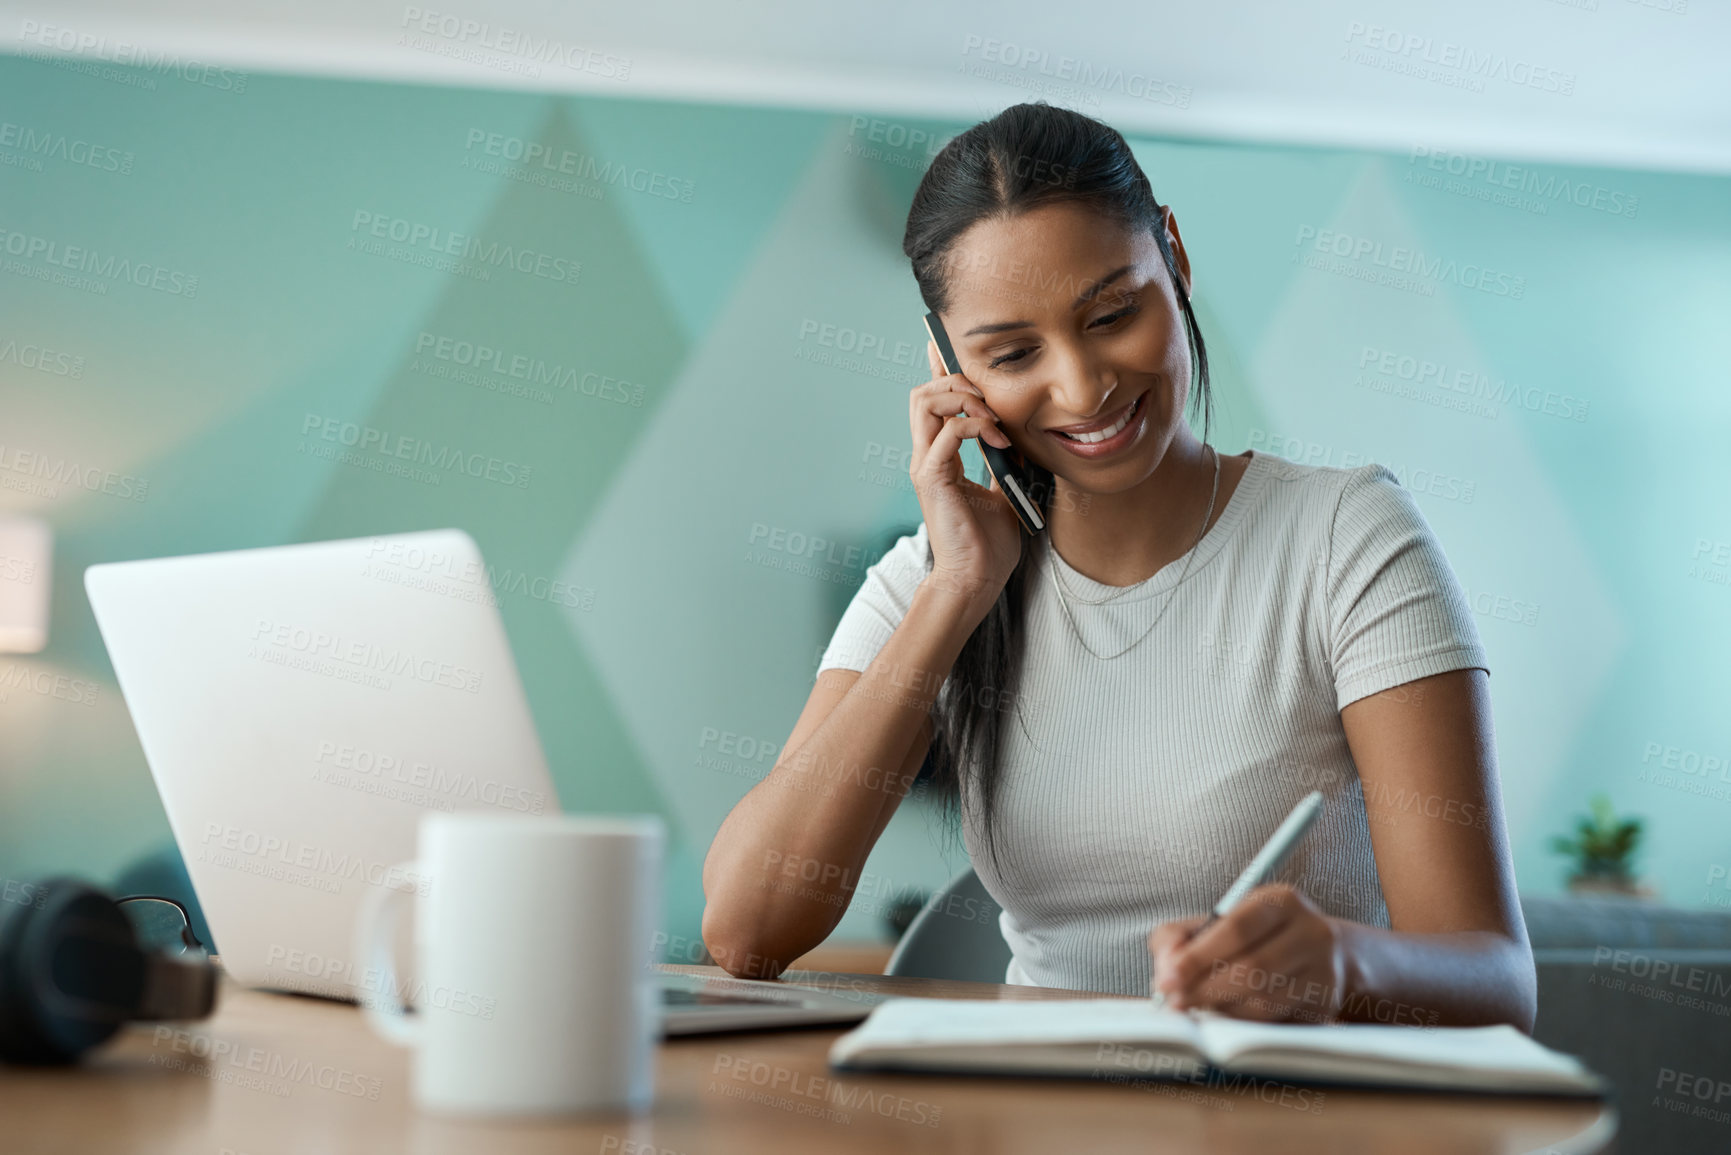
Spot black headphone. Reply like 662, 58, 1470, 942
0, 877, 219, 1064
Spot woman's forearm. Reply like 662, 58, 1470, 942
701, 578, 989, 978
1333, 920, 1537, 1032
1153, 884, 1536, 1032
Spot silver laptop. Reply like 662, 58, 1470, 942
86, 529, 878, 1034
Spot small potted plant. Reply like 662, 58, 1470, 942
1549, 795, 1652, 899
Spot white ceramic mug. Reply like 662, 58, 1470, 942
355, 812, 664, 1116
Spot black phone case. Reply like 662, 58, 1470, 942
922, 312, 1046, 534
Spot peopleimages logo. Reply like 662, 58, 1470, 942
0, 224, 199, 297
462, 130, 692, 202
313, 739, 548, 814
265, 944, 498, 1020
0, 443, 150, 502
959, 35, 1193, 108
0, 120, 133, 174
0, 664, 101, 708
249, 617, 485, 695
798, 319, 923, 369
1406, 147, 1638, 220
348, 211, 581, 286
149, 1025, 381, 1100
200, 822, 431, 896
1, 878, 49, 909
709, 1053, 944, 1127
1293, 225, 1525, 299
411, 330, 644, 407
0, 336, 84, 378
300, 413, 533, 490
845, 116, 953, 163
1342, 22, 1576, 96
744, 523, 884, 580
1356, 345, 1588, 422
399, 7, 631, 80
1246, 429, 1476, 504
15, 19, 249, 93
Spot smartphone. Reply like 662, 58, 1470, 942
922, 311, 1046, 535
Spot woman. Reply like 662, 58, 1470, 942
702, 102, 1535, 1030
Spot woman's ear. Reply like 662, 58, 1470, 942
1161, 205, 1194, 298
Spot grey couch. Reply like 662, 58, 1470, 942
1522, 894, 1731, 1154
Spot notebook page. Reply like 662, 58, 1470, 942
1196, 1019, 1593, 1083
829, 998, 1200, 1062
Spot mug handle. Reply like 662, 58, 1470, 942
354, 858, 422, 1048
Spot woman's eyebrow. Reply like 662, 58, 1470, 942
1072, 264, 1134, 308
964, 318, 1035, 336
962, 264, 1136, 337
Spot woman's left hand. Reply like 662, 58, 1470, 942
1148, 885, 1353, 1023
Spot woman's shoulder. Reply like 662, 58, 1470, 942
876, 520, 931, 573
1241, 450, 1405, 532
1231, 453, 1440, 595
815, 522, 934, 675
1249, 448, 1397, 491
1250, 453, 1461, 608
849, 521, 933, 603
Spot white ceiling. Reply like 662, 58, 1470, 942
4, 0, 1728, 174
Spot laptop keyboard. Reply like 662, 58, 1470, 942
662, 987, 797, 1007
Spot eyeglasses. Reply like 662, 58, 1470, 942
116, 896, 207, 956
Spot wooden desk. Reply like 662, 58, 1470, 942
789, 941, 895, 975
3, 966, 1615, 1154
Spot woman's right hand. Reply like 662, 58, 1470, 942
909, 339, 1026, 617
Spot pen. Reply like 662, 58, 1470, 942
1151, 790, 1326, 1006
1197, 789, 1326, 935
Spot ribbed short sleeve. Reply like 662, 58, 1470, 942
816, 522, 933, 674
1325, 465, 1489, 711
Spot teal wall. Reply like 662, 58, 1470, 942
2, 55, 1728, 953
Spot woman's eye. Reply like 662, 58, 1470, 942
985, 305, 1138, 369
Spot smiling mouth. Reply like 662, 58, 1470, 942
1051, 394, 1143, 443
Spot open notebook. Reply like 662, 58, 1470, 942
828, 999, 1604, 1096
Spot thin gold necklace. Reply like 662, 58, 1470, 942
1049, 445, 1219, 662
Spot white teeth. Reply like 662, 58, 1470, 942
1059, 399, 1136, 444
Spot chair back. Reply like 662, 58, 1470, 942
884, 867, 1013, 983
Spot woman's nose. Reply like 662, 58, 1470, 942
1045, 344, 1117, 419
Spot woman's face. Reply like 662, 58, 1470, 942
937, 202, 1194, 496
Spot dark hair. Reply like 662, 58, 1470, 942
901, 102, 1213, 872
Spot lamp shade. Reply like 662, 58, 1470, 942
0, 516, 52, 653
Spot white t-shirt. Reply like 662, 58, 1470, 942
817, 449, 1491, 996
